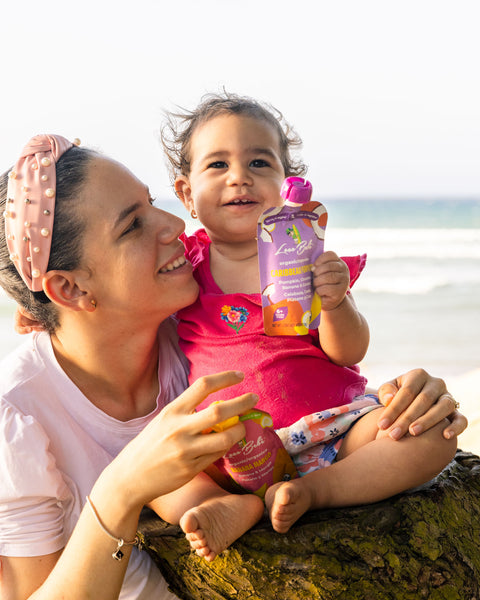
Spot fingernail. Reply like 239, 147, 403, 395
410, 424, 422, 436
444, 430, 454, 440
235, 371, 244, 379
382, 393, 394, 406
378, 418, 390, 430
389, 427, 402, 440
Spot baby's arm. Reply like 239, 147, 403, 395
313, 251, 369, 366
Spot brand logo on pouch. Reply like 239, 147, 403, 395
275, 239, 313, 257
239, 434, 266, 454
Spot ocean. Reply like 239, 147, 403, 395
317, 198, 480, 384
1, 198, 479, 389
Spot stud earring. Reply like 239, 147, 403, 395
190, 209, 197, 219
90, 299, 97, 308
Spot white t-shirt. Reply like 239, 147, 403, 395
0, 318, 189, 600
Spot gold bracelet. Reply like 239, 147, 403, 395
85, 495, 140, 561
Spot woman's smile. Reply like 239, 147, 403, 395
159, 253, 188, 274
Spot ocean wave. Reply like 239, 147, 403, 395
355, 254, 480, 295
356, 270, 480, 295
355, 277, 450, 295
326, 228, 480, 259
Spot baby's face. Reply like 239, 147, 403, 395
180, 113, 286, 245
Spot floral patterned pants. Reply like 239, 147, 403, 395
275, 395, 381, 476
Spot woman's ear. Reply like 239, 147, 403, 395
42, 270, 96, 312
174, 176, 194, 212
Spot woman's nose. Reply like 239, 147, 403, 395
156, 210, 185, 242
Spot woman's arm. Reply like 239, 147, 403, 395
1, 553, 62, 600
373, 369, 467, 440
0, 372, 258, 600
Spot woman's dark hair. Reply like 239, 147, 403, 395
160, 91, 307, 188
0, 145, 96, 333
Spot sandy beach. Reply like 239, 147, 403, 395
445, 369, 480, 455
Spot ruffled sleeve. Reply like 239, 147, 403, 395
0, 400, 72, 556
180, 229, 211, 269
341, 254, 367, 288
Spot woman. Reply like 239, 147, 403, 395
0, 135, 466, 600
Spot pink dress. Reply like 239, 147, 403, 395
177, 229, 369, 430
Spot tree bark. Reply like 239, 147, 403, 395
138, 451, 480, 599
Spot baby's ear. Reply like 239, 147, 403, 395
174, 176, 193, 211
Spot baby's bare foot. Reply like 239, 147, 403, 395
180, 493, 264, 561
264, 479, 314, 533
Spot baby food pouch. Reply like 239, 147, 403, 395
211, 409, 298, 499
257, 177, 328, 335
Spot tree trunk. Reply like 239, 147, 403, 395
138, 451, 480, 599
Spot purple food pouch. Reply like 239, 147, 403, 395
257, 177, 328, 336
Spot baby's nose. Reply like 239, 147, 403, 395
227, 164, 253, 186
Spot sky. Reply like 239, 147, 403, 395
1, 0, 479, 201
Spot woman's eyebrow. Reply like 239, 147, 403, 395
113, 203, 141, 230
113, 186, 151, 229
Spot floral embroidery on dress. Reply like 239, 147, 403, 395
220, 305, 249, 333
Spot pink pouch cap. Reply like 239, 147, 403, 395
280, 176, 313, 204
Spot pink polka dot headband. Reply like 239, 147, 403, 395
5, 134, 79, 292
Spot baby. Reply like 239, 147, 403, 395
153, 92, 456, 561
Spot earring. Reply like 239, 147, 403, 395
190, 209, 197, 219
90, 299, 97, 308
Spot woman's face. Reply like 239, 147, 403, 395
77, 156, 198, 324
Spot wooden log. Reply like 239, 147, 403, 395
138, 451, 480, 599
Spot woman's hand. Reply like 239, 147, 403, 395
1, 374, 257, 600
375, 369, 467, 440
108, 371, 258, 508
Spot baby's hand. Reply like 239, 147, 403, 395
312, 251, 350, 312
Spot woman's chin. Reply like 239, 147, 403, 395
174, 278, 199, 312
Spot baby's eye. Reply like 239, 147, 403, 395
250, 159, 270, 168
208, 161, 228, 169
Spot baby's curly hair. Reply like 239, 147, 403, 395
160, 91, 307, 187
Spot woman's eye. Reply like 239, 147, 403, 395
208, 161, 227, 169
250, 159, 269, 168
149, 196, 156, 206
122, 217, 140, 237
